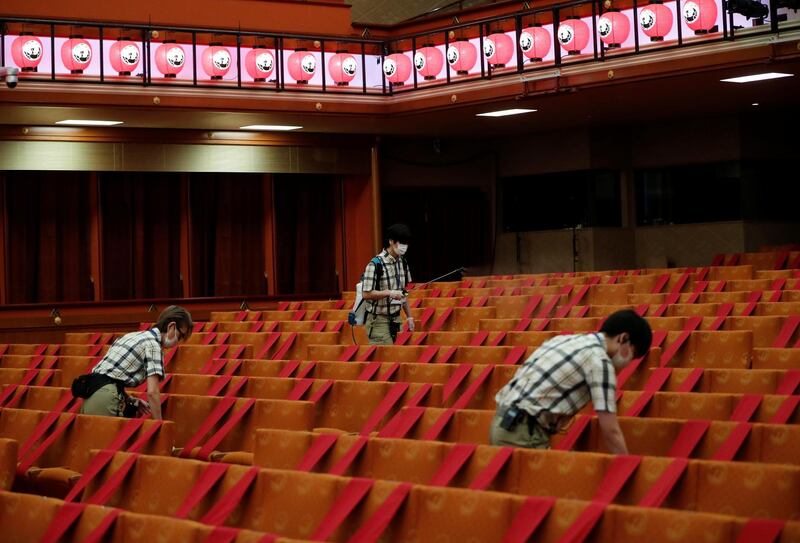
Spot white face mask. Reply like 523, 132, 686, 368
163, 327, 178, 348
395, 243, 408, 256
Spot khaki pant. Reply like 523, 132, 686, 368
365, 313, 401, 345
489, 413, 550, 449
80, 383, 124, 417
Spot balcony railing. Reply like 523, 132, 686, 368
1, 0, 797, 96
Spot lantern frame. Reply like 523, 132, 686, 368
155, 40, 186, 78
245, 47, 275, 82
12, 33, 44, 72
61, 36, 92, 75
519, 25, 551, 62
109, 38, 140, 76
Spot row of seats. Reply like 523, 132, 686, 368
1, 260, 798, 542
243, 429, 800, 520
46, 450, 800, 540
7, 326, 800, 367
0, 491, 300, 542
3, 366, 796, 422
2, 392, 798, 502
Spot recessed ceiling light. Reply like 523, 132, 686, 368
476, 108, 538, 117
55, 120, 123, 126
720, 72, 793, 83
751, 102, 759, 106
239, 125, 303, 131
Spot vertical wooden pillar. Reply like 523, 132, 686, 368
262, 174, 277, 295
88, 173, 103, 301
341, 174, 378, 290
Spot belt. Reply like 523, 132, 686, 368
502, 407, 554, 436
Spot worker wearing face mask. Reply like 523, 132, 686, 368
74, 305, 193, 420
360, 223, 414, 345
491, 309, 652, 453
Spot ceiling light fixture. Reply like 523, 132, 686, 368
55, 119, 123, 126
720, 72, 793, 83
239, 124, 303, 131
476, 108, 537, 117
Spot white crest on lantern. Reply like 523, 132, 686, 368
167, 47, 185, 68
256, 52, 274, 73
557, 24, 575, 45
72, 42, 91, 63
212, 49, 231, 70
446, 45, 459, 65
23, 39, 43, 61
599, 17, 613, 37
120, 44, 139, 65
414, 51, 426, 70
483, 38, 496, 59
640, 9, 657, 29
519, 32, 534, 52
341, 56, 357, 76
383, 58, 397, 77
301, 54, 316, 75
683, 2, 700, 23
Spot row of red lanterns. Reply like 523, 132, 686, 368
9, 34, 362, 84
9, 1, 717, 84
384, 0, 717, 84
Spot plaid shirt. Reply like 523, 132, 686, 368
495, 333, 617, 432
92, 329, 165, 387
362, 250, 412, 316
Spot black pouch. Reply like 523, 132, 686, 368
70, 374, 94, 398
122, 395, 138, 418
389, 319, 401, 341
71, 373, 116, 399
500, 406, 521, 431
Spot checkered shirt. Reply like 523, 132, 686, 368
362, 250, 412, 316
91, 328, 165, 387
495, 333, 617, 432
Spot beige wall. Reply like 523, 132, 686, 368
743, 222, 800, 253
633, 222, 746, 268
492, 221, 799, 273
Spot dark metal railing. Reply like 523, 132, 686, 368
0, 0, 794, 97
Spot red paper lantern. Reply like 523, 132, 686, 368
683, 0, 718, 33
519, 26, 551, 62
202, 44, 232, 80
245, 48, 275, 82
446, 40, 477, 74
598, 11, 631, 48
483, 32, 514, 68
557, 19, 591, 55
287, 50, 316, 84
109, 39, 140, 76
414, 46, 444, 80
11, 35, 44, 72
328, 52, 357, 86
639, 4, 674, 41
61, 37, 92, 74
155, 42, 186, 78
383, 53, 412, 85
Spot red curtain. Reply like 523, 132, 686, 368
5, 172, 93, 303
274, 174, 337, 295
189, 173, 267, 297
99, 173, 182, 300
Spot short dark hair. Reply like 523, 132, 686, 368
155, 305, 193, 337
387, 223, 412, 245
600, 309, 652, 357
